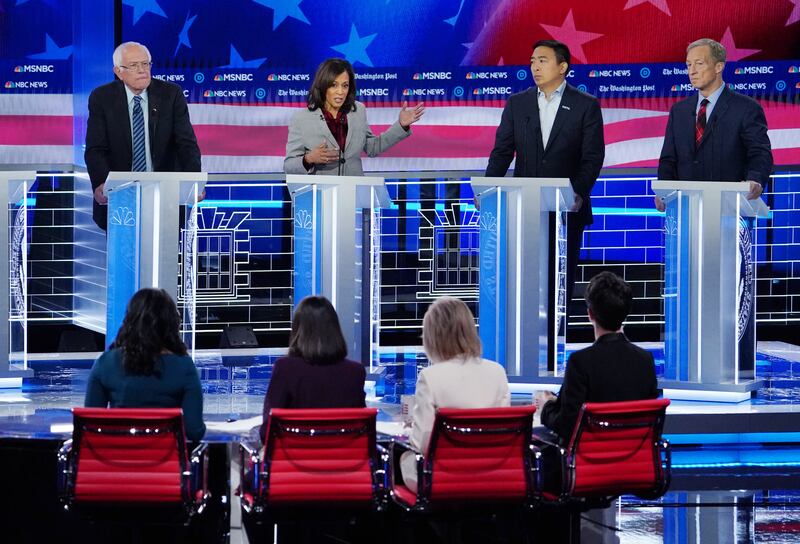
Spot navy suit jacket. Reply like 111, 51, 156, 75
485, 83, 605, 226
259, 355, 366, 443
541, 333, 658, 441
84, 78, 201, 229
658, 86, 772, 187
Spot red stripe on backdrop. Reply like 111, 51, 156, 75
194, 124, 499, 158
603, 116, 668, 145
763, 104, 800, 130
0, 115, 72, 145
772, 148, 800, 165
194, 124, 288, 156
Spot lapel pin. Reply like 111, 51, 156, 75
561, 105, 571, 110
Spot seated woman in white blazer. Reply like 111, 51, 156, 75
401, 296, 511, 492
284, 58, 425, 176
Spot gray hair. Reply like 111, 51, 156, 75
687, 38, 726, 64
113, 42, 152, 67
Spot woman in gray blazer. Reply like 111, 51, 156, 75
284, 58, 425, 175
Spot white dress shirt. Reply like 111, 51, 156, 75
124, 85, 153, 172
537, 79, 567, 149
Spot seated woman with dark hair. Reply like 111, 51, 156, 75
84, 288, 206, 441
259, 295, 366, 443
401, 296, 510, 492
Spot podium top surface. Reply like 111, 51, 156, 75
0, 170, 37, 182
653, 179, 770, 217
652, 179, 754, 193
286, 173, 391, 207
285, 173, 386, 189
106, 171, 208, 184
470, 176, 572, 189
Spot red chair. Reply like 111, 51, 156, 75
239, 407, 388, 533
535, 398, 671, 504
58, 408, 208, 523
391, 405, 538, 511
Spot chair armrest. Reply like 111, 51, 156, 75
391, 439, 426, 503
239, 440, 263, 494
56, 439, 73, 500
189, 442, 210, 510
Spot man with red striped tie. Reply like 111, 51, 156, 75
656, 38, 772, 211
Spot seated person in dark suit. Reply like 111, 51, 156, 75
537, 271, 658, 441
259, 295, 366, 444
84, 288, 206, 441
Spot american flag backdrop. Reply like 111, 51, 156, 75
0, 0, 799, 171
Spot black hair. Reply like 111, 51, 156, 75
114, 288, 187, 375
584, 272, 633, 331
307, 58, 357, 113
532, 39, 571, 71
288, 296, 348, 364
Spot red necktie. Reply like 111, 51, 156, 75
695, 98, 709, 147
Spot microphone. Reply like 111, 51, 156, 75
151, 106, 159, 134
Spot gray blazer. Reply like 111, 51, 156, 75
284, 101, 411, 175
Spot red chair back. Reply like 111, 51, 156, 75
261, 408, 380, 505
565, 398, 670, 498
70, 408, 188, 504
424, 406, 536, 502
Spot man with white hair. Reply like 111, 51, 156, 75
656, 38, 772, 211
85, 42, 201, 230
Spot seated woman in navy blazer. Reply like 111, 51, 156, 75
401, 297, 510, 492
259, 295, 366, 443
84, 288, 206, 441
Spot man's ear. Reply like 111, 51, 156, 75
560, 62, 568, 75
715, 62, 725, 75
587, 306, 595, 323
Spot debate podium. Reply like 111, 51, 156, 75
287, 174, 391, 366
103, 171, 207, 351
653, 180, 768, 401
471, 176, 574, 384
0, 171, 36, 386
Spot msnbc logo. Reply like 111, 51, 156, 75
789, 66, 799, 73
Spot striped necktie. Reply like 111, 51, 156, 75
132, 95, 147, 171
695, 98, 709, 148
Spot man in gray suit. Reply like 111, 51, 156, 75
285, 58, 424, 175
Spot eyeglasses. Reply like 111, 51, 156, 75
119, 61, 153, 71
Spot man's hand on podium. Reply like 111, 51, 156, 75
569, 194, 584, 213
94, 183, 108, 205
654, 195, 666, 213
745, 180, 763, 200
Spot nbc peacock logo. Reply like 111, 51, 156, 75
472, 88, 483, 95
5, 81, 16, 88
203, 90, 215, 97
789, 66, 799, 74
267, 74, 277, 81
589, 70, 599, 77
734, 67, 744, 75
13, 66, 23, 73
412, 73, 422, 80
213, 74, 223, 81
402, 88, 411, 96
466, 72, 476, 79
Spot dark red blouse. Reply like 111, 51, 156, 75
322, 108, 348, 151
